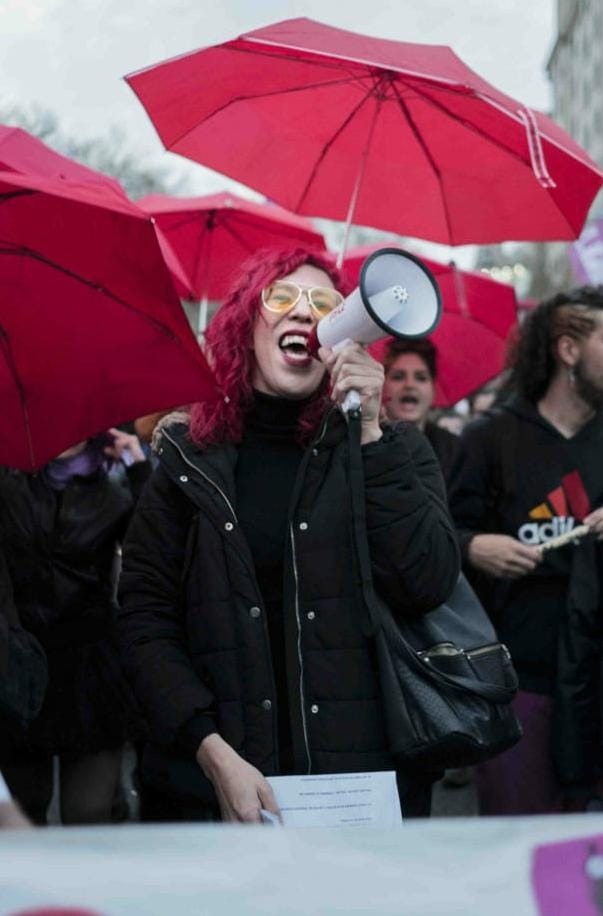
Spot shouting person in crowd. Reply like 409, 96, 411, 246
118, 247, 460, 823
0, 429, 150, 825
449, 286, 603, 815
381, 337, 464, 490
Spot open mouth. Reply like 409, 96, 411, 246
279, 332, 312, 365
400, 394, 419, 406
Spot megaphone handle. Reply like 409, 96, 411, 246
342, 390, 362, 414
332, 338, 362, 415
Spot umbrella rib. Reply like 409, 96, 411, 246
228, 43, 367, 74
391, 82, 455, 242
398, 78, 560, 185
294, 83, 378, 212
220, 219, 256, 255
0, 324, 36, 468
191, 213, 214, 299
169, 74, 367, 149
235, 38, 473, 90
0, 189, 37, 206
226, 212, 318, 245
226, 45, 379, 98
184, 212, 324, 298
163, 212, 210, 232
228, 43, 475, 98
450, 261, 470, 318
0, 244, 184, 344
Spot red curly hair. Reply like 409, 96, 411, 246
189, 247, 348, 448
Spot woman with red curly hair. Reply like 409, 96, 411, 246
118, 247, 460, 822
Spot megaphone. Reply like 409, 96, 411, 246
307, 248, 442, 412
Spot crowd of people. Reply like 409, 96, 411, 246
1, 245, 603, 828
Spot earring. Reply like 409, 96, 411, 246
568, 366, 576, 387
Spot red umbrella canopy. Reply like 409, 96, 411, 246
0, 123, 195, 298
0, 124, 125, 197
153, 227, 196, 300
0, 171, 216, 470
342, 245, 518, 407
138, 191, 326, 301
126, 17, 603, 246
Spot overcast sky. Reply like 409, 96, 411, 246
1, 0, 556, 186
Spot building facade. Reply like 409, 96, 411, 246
547, 0, 603, 188
539, 0, 603, 289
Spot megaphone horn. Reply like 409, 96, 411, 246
307, 248, 442, 411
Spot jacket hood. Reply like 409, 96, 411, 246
501, 396, 603, 440
151, 410, 191, 453
500, 396, 549, 429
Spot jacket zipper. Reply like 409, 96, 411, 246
162, 427, 280, 767
287, 409, 335, 776
290, 523, 312, 774
162, 429, 238, 523
165, 411, 335, 776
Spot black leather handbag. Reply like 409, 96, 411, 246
373, 575, 522, 770
347, 414, 522, 772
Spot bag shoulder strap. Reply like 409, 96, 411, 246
347, 413, 516, 703
346, 411, 382, 636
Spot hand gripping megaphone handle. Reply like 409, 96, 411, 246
341, 389, 362, 413
305, 247, 442, 416
306, 329, 362, 414
332, 338, 362, 413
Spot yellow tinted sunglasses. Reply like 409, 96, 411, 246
261, 281, 343, 320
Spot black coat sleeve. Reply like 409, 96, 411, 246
362, 423, 461, 616
117, 466, 217, 751
124, 458, 153, 504
0, 544, 19, 632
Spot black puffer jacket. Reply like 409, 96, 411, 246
118, 410, 460, 777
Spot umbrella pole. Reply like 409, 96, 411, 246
450, 261, 469, 317
196, 216, 214, 338
337, 101, 382, 270
197, 295, 209, 337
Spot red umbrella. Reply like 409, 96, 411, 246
0, 123, 195, 300
154, 227, 196, 301
0, 170, 216, 470
342, 245, 518, 406
126, 17, 603, 251
138, 191, 326, 302
0, 124, 124, 196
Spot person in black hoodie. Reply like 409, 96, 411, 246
118, 247, 460, 824
449, 286, 603, 815
380, 337, 464, 491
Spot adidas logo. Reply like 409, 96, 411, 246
517, 470, 591, 546
518, 516, 576, 545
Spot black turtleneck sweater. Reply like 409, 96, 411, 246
235, 390, 308, 772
